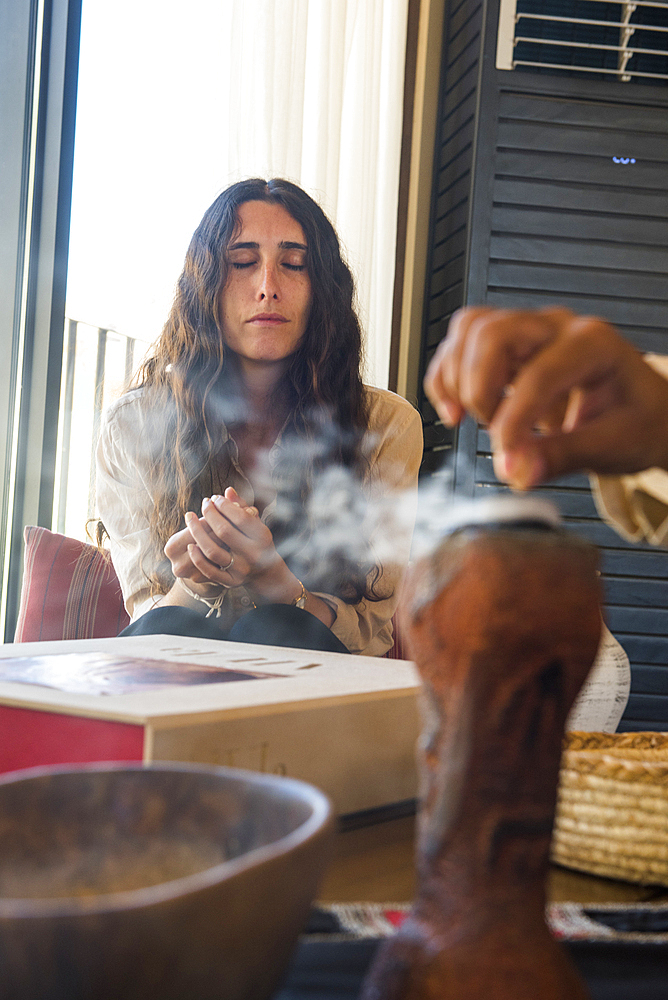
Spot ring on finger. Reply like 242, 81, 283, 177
220, 553, 234, 572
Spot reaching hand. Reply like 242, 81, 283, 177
424, 306, 668, 489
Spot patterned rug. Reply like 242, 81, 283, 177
308, 901, 668, 945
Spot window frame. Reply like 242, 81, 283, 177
0, 0, 81, 639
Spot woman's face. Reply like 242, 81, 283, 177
218, 200, 312, 370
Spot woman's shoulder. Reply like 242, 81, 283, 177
102, 387, 147, 427
361, 386, 423, 483
362, 385, 421, 431
98, 387, 163, 480
99, 388, 152, 457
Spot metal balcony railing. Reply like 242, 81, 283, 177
497, 0, 668, 83
55, 318, 138, 537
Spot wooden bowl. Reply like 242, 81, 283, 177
0, 762, 333, 1000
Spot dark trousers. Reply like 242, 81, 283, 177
119, 603, 350, 654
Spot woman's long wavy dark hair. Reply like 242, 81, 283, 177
134, 178, 381, 602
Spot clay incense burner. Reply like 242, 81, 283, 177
362, 497, 602, 1000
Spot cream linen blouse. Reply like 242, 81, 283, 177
96, 384, 423, 657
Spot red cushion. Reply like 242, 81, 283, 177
14, 526, 130, 642
384, 612, 409, 660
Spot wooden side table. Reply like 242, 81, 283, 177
319, 814, 668, 906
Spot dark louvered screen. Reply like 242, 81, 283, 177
418, 0, 668, 730
483, 85, 668, 730
489, 89, 668, 353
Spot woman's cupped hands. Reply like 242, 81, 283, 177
164, 487, 280, 595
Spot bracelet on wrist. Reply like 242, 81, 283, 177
178, 578, 229, 618
291, 579, 308, 610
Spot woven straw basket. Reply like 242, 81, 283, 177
552, 731, 668, 886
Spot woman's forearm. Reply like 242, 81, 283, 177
159, 544, 336, 629
246, 558, 336, 628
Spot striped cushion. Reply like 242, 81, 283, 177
14, 526, 130, 642
384, 613, 408, 660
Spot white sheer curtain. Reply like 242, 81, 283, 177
220, 1, 410, 386
67, 0, 409, 387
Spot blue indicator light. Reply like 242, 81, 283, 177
612, 157, 636, 164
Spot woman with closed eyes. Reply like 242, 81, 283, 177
96, 178, 422, 654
